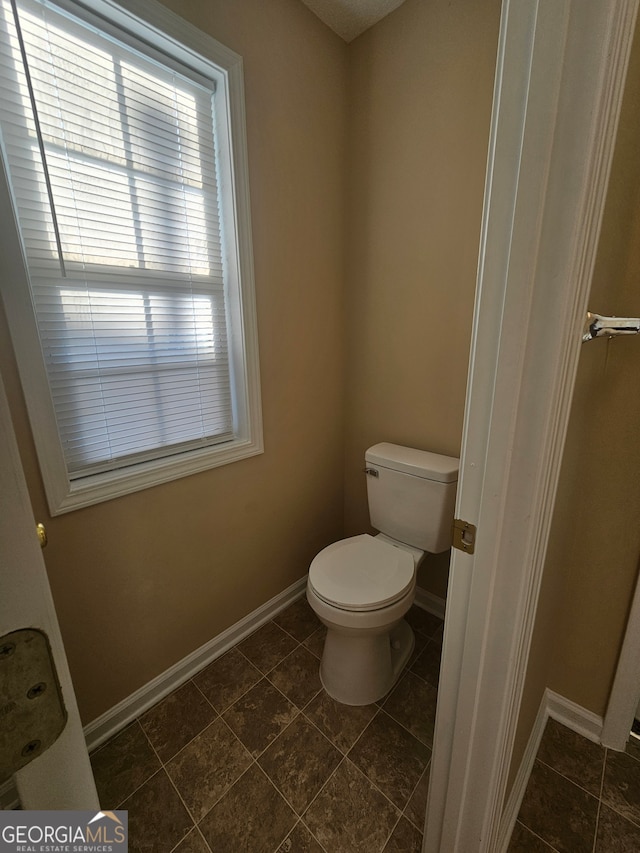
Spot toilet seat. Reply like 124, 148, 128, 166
308, 534, 415, 612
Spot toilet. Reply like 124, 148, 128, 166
306, 442, 459, 705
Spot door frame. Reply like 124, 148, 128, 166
602, 559, 640, 749
424, 1, 638, 850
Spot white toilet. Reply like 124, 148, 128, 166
306, 442, 459, 706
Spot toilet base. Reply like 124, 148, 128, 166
319, 618, 415, 706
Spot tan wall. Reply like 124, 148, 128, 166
343, 0, 501, 597
509, 17, 640, 788
0, 0, 348, 723
1, 0, 503, 724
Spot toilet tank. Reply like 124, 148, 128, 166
365, 443, 459, 553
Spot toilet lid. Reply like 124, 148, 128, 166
309, 534, 415, 612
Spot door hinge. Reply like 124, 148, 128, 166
452, 518, 477, 554
0, 628, 67, 780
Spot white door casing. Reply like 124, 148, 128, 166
0, 369, 99, 808
602, 561, 640, 749
424, 0, 638, 850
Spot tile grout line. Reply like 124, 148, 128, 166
133, 670, 425, 786
297, 753, 350, 837
401, 758, 430, 835
520, 821, 562, 852
137, 720, 201, 849
380, 809, 406, 853
300, 704, 346, 757
139, 700, 219, 768
194, 715, 260, 820
595, 796, 640, 832
186, 647, 264, 714
298, 707, 354, 758
182, 824, 213, 853
162, 776, 199, 850
101, 604, 438, 850
342, 716, 429, 842
194, 758, 260, 827
375, 696, 434, 754
195, 655, 276, 718
344, 704, 384, 761
264, 666, 325, 710
189, 675, 221, 714
256, 662, 322, 719
285, 752, 404, 853
138, 704, 260, 850
110, 720, 164, 809
279, 817, 329, 853
254, 707, 302, 758
264, 689, 409, 834
245, 762, 301, 853
344, 747, 407, 819
533, 755, 603, 803
523, 719, 640, 847
254, 740, 338, 852
623, 737, 640, 763
113, 764, 164, 811
283, 656, 435, 821
271, 617, 322, 648
148, 620, 316, 784
338, 755, 405, 845
298, 818, 330, 853
289, 672, 432, 849
591, 747, 608, 853
249, 702, 352, 835
597, 747, 640, 832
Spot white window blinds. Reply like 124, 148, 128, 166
0, 0, 235, 478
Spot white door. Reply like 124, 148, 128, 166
424, 0, 638, 850
601, 568, 640, 748
0, 369, 99, 809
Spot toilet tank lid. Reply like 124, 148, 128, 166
365, 443, 459, 483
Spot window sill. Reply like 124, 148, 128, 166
50, 435, 264, 515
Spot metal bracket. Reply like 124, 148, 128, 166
452, 518, 477, 554
582, 311, 640, 342
0, 629, 67, 782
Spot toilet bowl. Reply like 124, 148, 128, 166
307, 533, 422, 705
306, 443, 459, 706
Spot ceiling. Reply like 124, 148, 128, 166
299, 0, 408, 42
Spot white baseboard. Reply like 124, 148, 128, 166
2, 579, 444, 809
0, 778, 19, 810
2, 575, 603, 829
85, 581, 443, 754
414, 586, 446, 620
496, 687, 604, 851
2, 576, 307, 809
85, 575, 307, 752
546, 688, 604, 744
496, 691, 549, 852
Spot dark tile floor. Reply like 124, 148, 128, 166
508, 717, 640, 852
90, 598, 444, 853
91, 593, 640, 852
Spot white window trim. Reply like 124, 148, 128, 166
0, 0, 263, 515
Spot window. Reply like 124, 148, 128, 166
0, 0, 262, 513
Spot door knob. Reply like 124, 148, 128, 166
36, 523, 47, 549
